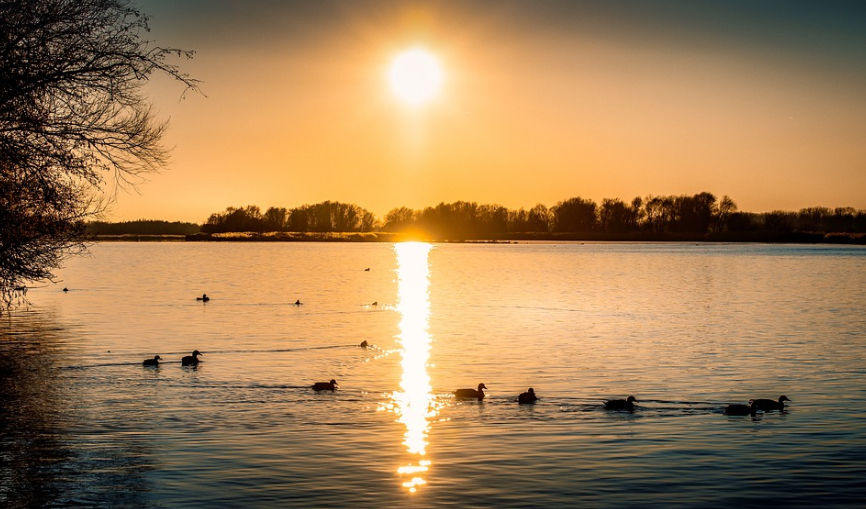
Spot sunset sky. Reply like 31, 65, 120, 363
120, 0, 866, 223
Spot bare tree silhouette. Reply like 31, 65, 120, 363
1, 0, 198, 307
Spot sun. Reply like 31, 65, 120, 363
389, 49, 442, 105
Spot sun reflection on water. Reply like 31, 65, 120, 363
387, 242, 439, 493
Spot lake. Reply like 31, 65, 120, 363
2, 241, 866, 508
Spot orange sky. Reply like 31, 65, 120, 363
114, 0, 866, 223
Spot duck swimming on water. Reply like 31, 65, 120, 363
518, 388, 538, 404
724, 400, 757, 416
181, 350, 202, 366
196, 294, 210, 302
312, 379, 338, 391
142, 355, 162, 367
454, 383, 487, 401
752, 395, 790, 412
604, 395, 638, 411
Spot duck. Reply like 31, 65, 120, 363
181, 350, 202, 366
196, 294, 210, 302
359, 340, 369, 348
604, 395, 638, 411
518, 388, 538, 404
752, 395, 790, 412
142, 355, 162, 367
312, 379, 338, 391
724, 400, 757, 416
62, 287, 69, 292
294, 299, 302, 306
364, 268, 370, 271
454, 383, 487, 401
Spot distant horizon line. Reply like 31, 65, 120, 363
104, 198, 866, 226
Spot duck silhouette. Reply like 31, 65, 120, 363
294, 299, 302, 306
196, 294, 210, 302
604, 395, 637, 411
359, 340, 369, 348
312, 379, 338, 391
752, 395, 790, 412
181, 350, 202, 366
724, 400, 757, 416
142, 355, 162, 367
518, 388, 538, 404
454, 383, 487, 401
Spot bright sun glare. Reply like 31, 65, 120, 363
391, 242, 437, 493
389, 49, 442, 105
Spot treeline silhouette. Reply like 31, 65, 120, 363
200, 202, 377, 234
88, 194, 866, 241
383, 194, 866, 239
87, 220, 200, 235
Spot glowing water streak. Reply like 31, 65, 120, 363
391, 242, 439, 493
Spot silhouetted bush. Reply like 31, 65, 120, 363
552, 197, 597, 232
202, 205, 264, 233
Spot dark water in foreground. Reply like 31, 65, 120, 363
2, 242, 866, 508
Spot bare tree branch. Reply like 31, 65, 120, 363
0, 0, 199, 308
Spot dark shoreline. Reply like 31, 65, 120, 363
89, 231, 866, 245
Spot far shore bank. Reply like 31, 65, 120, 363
89, 231, 866, 245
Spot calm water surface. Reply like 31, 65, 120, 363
2, 242, 866, 508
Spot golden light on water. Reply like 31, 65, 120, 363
391, 242, 439, 492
